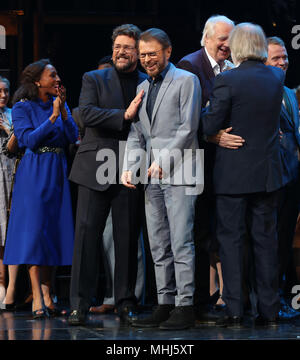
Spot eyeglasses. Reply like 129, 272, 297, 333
139, 48, 163, 60
113, 44, 136, 53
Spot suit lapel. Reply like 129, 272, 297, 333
107, 67, 125, 108
285, 87, 300, 146
199, 48, 215, 105
281, 102, 294, 129
201, 48, 215, 80
282, 87, 296, 128
151, 64, 175, 126
139, 80, 151, 133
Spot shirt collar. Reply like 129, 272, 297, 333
204, 47, 227, 74
147, 62, 171, 83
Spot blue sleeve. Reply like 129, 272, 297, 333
62, 102, 79, 144
12, 101, 55, 150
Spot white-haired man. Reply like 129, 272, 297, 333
201, 23, 285, 328
177, 15, 245, 324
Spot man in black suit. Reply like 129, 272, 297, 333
201, 23, 285, 328
177, 15, 245, 322
265, 37, 300, 319
68, 24, 147, 325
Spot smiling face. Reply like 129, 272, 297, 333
112, 35, 138, 73
37, 64, 61, 98
204, 21, 234, 64
0, 81, 9, 109
265, 44, 289, 73
139, 39, 172, 79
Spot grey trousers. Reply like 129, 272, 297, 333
145, 184, 196, 307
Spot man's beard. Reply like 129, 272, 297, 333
114, 56, 135, 72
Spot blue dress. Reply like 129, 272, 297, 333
3, 97, 78, 265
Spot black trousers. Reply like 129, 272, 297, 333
70, 184, 142, 312
193, 188, 215, 308
216, 191, 280, 319
193, 142, 216, 309
277, 178, 300, 293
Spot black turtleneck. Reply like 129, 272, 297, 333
115, 66, 139, 109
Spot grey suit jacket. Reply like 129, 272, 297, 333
123, 63, 203, 188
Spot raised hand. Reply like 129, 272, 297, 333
124, 90, 144, 120
58, 85, 66, 109
50, 96, 61, 123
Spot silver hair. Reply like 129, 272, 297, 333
229, 23, 268, 64
200, 15, 235, 46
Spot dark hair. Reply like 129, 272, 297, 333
0, 76, 10, 91
97, 55, 113, 67
140, 28, 172, 49
12, 58, 51, 104
267, 36, 286, 47
111, 24, 141, 48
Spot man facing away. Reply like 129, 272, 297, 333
121, 28, 202, 330
177, 15, 245, 322
201, 23, 285, 328
68, 24, 147, 326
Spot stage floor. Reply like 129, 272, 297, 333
0, 310, 300, 341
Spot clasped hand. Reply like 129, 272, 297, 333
51, 86, 67, 122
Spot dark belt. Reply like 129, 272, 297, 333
25, 146, 64, 155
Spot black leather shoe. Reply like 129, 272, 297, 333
216, 315, 243, 328
159, 306, 195, 330
68, 310, 86, 326
131, 304, 175, 328
118, 306, 139, 324
254, 315, 278, 328
195, 305, 223, 325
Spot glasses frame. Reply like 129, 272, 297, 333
139, 48, 164, 60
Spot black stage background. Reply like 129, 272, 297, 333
0, 0, 299, 110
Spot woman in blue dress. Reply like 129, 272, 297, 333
3, 59, 78, 318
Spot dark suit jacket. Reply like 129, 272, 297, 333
177, 48, 215, 108
201, 60, 286, 195
177, 48, 218, 193
69, 67, 147, 191
279, 86, 300, 184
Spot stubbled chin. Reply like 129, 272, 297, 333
115, 62, 128, 69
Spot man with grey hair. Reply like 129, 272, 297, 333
177, 14, 244, 324
265, 36, 300, 320
201, 23, 285, 328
